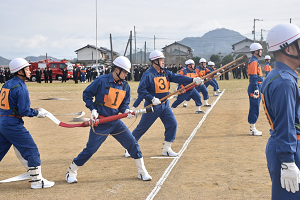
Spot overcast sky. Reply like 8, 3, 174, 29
1, 0, 299, 60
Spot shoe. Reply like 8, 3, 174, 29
162, 141, 178, 157
249, 128, 262, 136
183, 104, 187, 107
138, 173, 152, 181
66, 162, 79, 184
213, 94, 219, 96
218, 91, 222, 93
162, 148, 178, 157
31, 178, 55, 189
203, 104, 211, 107
195, 110, 205, 114
29, 166, 55, 189
135, 158, 152, 181
124, 149, 131, 158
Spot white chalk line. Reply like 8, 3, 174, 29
146, 89, 225, 200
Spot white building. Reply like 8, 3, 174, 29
232, 38, 254, 58
75, 44, 118, 64
162, 42, 193, 65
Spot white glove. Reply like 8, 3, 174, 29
253, 89, 259, 99
193, 77, 203, 86
37, 108, 49, 118
281, 162, 300, 193
125, 109, 135, 119
152, 97, 161, 106
91, 109, 99, 120
216, 72, 221, 76
131, 106, 136, 111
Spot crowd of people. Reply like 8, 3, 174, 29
0, 67, 13, 84
1, 22, 300, 200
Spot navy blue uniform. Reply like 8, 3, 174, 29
0, 76, 40, 167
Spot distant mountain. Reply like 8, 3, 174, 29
0, 55, 62, 66
24, 55, 60, 62
178, 28, 247, 58
0, 56, 10, 66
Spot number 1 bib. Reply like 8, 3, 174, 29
104, 87, 126, 109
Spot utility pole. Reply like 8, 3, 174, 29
96, 0, 98, 70
110, 34, 113, 64
144, 41, 146, 64
140, 49, 142, 64
154, 35, 156, 50
130, 31, 133, 80
134, 26, 137, 64
253, 18, 263, 42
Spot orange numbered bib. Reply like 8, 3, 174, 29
154, 77, 169, 93
186, 73, 196, 78
104, 87, 126, 109
0, 88, 10, 110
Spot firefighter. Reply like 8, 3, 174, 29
0, 58, 54, 189
4, 68, 11, 82
44, 68, 49, 83
73, 66, 79, 84
36, 67, 41, 83
191, 58, 212, 107
62, 67, 68, 83
264, 55, 272, 77
262, 23, 300, 199
207, 61, 222, 93
195, 58, 219, 96
124, 50, 203, 158
81, 66, 87, 83
171, 59, 205, 113
0, 67, 4, 84
65, 56, 152, 183
247, 42, 263, 136
47, 67, 53, 83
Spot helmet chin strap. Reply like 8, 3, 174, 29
280, 41, 300, 60
152, 59, 164, 70
255, 50, 262, 58
18, 68, 30, 80
115, 67, 124, 81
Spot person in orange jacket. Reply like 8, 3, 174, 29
264, 55, 272, 77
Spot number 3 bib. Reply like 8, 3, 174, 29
104, 87, 126, 109
154, 77, 169, 93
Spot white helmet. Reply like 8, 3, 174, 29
264, 55, 271, 60
9, 58, 31, 73
250, 43, 263, 52
185, 59, 195, 65
208, 61, 215, 66
199, 58, 206, 63
266, 23, 300, 52
113, 56, 131, 73
149, 50, 165, 61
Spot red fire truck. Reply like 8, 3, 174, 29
29, 59, 73, 81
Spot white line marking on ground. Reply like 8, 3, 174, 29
150, 157, 177, 159
146, 89, 225, 200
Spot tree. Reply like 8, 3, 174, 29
192, 56, 200, 65
235, 54, 248, 64
221, 54, 234, 65
210, 54, 221, 66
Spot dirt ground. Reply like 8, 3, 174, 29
0, 77, 272, 200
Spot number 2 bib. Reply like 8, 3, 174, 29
104, 87, 126, 109
0, 88, 10, 110
154, 76, 169, 93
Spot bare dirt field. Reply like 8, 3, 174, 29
0, 77, 272, 200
